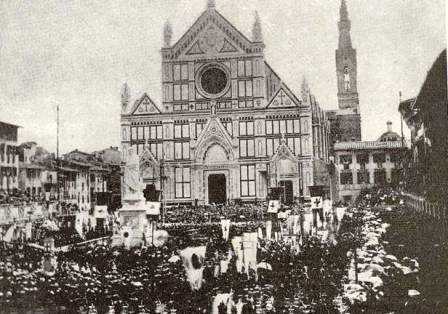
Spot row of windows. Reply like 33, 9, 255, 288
132, 121, 309, 141
266, 119, 308, 135
339, 153, 398, 165
135, 143, 164, 160
131, 126, 163, 141
340, 170, 393, 185
168, 59, 262, 83
133, 136, 310, 161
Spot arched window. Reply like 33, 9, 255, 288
343, 67, 350, 91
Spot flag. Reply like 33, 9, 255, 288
267, 200, 280, 213
180, 246, 207, 291
220, 219, 231, 241
310, 196, 323, 209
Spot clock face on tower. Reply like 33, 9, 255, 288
196, 63, 230, 99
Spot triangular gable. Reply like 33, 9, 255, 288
194, 117, 235, 161
130, 94, 161, 115
186, 41, 205, 55
219, 38, 238, 53
139, 146, 159, 164
265, 62, 302, 107
271, 139, 298, 163
267, 88, 297, 108
171, 9, 252, 58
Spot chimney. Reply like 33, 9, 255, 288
386, 121, 392, 132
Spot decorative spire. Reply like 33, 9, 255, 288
301, 77, 310, 102
163, 21, 173, 48
252, 11, 263, 42
338, 0, 352, 48
121, 82, 130, 113
207, 0, 216, 9
340, 0, 349, 21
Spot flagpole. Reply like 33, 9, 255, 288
56, 105, 60, 215
399, 92, 404, 148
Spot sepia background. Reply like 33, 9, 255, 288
0, 0, 446, 153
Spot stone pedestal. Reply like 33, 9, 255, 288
118, 198, 159, 248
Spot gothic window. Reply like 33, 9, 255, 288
239, 139, 255, 158
238, 80, 253, 97
344, 67, 350, 91
239, 121, 254, 136
240, 165, 256, 197
131, 127, 137, 141
174, 142, 190, 160
175, 167, 191, 198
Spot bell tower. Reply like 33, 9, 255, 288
336, 0, 359, 112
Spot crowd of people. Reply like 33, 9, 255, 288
1, 188, 444, 313
0, 202, 359, 313
164, 204, 268, 225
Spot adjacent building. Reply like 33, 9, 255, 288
18, 142, 58, 200
399, 49, 447, 204
0, 121, 20, 197
334, 122, 406, 203
120, 0, 332, 205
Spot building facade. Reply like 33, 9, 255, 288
327, 0, 362, 148
18, 142, 57, 200
399, 49, 447, 204
120, 1, 331, 205
334, 122, 406, 203
0, 121, 20, 196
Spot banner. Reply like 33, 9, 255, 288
323, 199, 332, 216
220, 219, 231, 241
231, 236, 244, 273
180, 246, 207, 291
287, 215, 300, 235
25, 222, 32, 240
303, 212, 313, 236
242, 232, 258, 274
93, 205, 108, 219
146, 202, 161, 216
266, 221, 272, 240
75, 213, 87, 239
3, 224, 16, 242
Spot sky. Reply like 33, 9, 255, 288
0, 0, 446, 154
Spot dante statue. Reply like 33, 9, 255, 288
123, 147, 144, 200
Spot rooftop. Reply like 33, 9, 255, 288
334, 140, 405, 151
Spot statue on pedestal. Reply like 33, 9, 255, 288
123, 147, 144, 201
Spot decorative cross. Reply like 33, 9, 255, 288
143, 100, 151, 112
278, 91, 286, 105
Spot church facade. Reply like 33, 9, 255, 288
120, 0, 331, 205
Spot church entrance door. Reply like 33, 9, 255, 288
279, 180, 294, 204
208, 174, 226, 204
